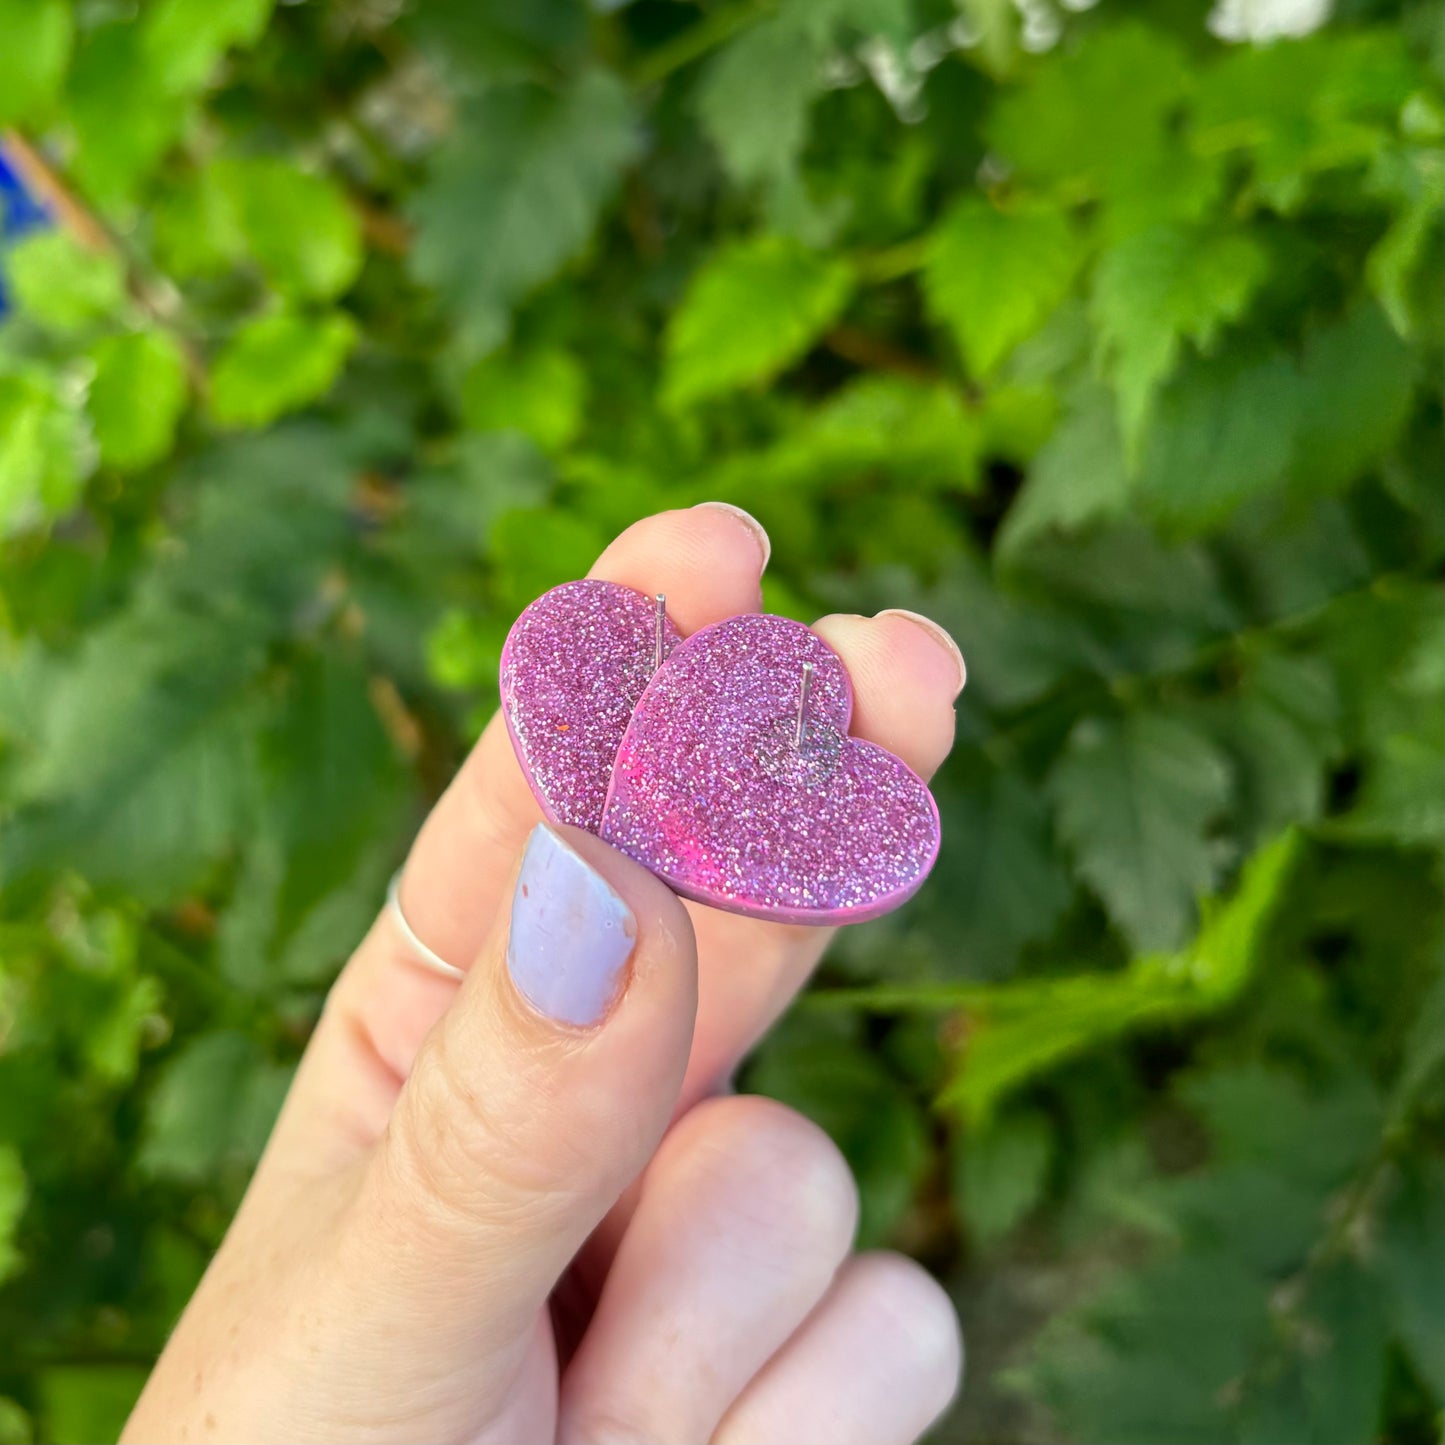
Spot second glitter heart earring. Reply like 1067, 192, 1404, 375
499, 579, 682, 832
500, 581, 942, 925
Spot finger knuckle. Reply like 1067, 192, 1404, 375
380, 1023, 583, 1234
671, 1094, 860, 1260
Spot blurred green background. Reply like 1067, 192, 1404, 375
0, 0, 1441, 1440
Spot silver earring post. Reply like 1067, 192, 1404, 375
653, 593, 667, 672
794, 661, 815, 749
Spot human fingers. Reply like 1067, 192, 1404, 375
713, 1251, 963, 1445
559, 1095, 858, 1445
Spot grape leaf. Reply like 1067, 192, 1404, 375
1091, 223, 1270, 456
997, 383, 1130, 556
409, 71, 638, 353
924, 198, 1078, 379
215, 158, 364, 302
1049, 711, 1233, 952
924, 836, 1302, 1122
5, 231, 126, 332
1192, 31, 1417, 213
0, 371, 85, 536
139, 1032, 293, 1184
210, 310, 357, 429
664, 235, 854, 407
0, 1146, 26, 1285
1379, 1156, 1445, 1397
986, 24, 1191, 197
696, 16, 820, 188
37, 1368, 148, 1445
747, 1012, 930, 1247
0, 0, 72, 127
954, 1109, 1053, 1246
87, 330, 189, 472
1288, 302, 1417, 496
65, 22, 190, 208
711, 374, 983, 500
460, 347, 587, 451
1207, 651, 1342, 844
143, 0, 275, 95
926, 759, 1073, 978
1133, 351, 1299, 538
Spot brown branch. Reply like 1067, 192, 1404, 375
823, 324, 939, 381
3, 130, 208, 391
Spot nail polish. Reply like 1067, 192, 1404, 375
507, 826, 636, 1027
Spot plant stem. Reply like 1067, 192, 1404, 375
630, 0, 778, 88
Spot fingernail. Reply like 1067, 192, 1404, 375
507, 825, 637, 1028
875, 609, 967, 698
693, 501, 771, 572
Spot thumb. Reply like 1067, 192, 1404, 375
341, 823, 697, 1412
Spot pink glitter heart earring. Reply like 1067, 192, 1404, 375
598, 613, 941, 925
500, 579, 682, 832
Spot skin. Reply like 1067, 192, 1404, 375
123, 505, 965, 1445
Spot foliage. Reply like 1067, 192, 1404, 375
0, 1, 1440, 1441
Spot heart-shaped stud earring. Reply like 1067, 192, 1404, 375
500, 579, 682, 831
598, 613, 940, 924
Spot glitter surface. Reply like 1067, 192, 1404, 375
599, 613, 941, 925
500, 579, 683, 832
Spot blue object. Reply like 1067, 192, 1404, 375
0, 144, 53, 316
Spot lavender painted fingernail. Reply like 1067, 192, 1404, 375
507, 825, 636, 1027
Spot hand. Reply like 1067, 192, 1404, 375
123, 505, 965, 1444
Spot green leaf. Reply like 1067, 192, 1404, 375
1025, 1248, 1273, 1445
1049, 711, 1233, 952
696, 16, 820, 188
1338, 731, 1445, 849
986, 24, 1192, 200
997, 382, 1130, 555
665, 235, 854, 406
922, 836, 1303, 1122
1208, 651, 1342, 844
209, 310, 357, 429
1250, 1262, 1390, 1444
927, 759, 1073, 977
1133, 351, 1299, 538
87, 330, 190, 472
0, 371, 85, 536
747, 1012, 930, 1247
1091, 224, 1271, 457
150, 163, 249, 279
461, 346, 587, 451
0, 0, 72, 126
139, 1032, 292, 1183
0, 1146, 26, 1285
144, 0, 275, 95
924, 199, 1078, 379
1367, 149, 1444, 338
5, 231, 126, 332
954, 1109, 1053, 1246
37, 1368, 148, 1445
1289, 302, 1417, 496
410, 70, 639, 353
251, 651, 407, 969
1192, 31, 1417, 213
65, 22, 189, 208
0, 1396, 31, 1445
490, 504, 609, 609
716, 374, 983, 500
1379, 1156, 1445, 1397
215, 157, 364, 302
